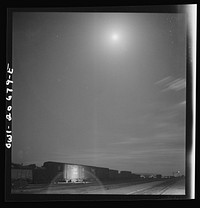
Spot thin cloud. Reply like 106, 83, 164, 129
179, 100, 186, 105
155, 76, 172, 85
111, 137, 142, 145
164, 78, 186, 91
155, 76, 186, 92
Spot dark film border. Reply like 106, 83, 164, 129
5, 4, 196, 201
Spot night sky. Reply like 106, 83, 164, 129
12, 12, 186, 176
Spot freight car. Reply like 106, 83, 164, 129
11, 168, 33, 188
63, 163, 97, 183
43, 161, 110, 183
93, 166, 109, 181
11, 161, 142, 186
131, 173, 141, 179
109, 169, 119, 180
119, 171, 132, 179
32, 167, 49, 184
42, 161, 64, 183
11, 168, 33, 182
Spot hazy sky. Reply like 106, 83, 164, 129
12, 12, 186, 175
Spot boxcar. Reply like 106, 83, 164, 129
109, 169, 119, 180
11, 168, 33, 182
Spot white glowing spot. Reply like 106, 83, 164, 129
111, 33, 119, 41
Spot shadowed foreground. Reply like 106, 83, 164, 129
12, 177, 185, 195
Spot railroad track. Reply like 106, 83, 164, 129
12, 178, 183, 195
128, 179, 178, 195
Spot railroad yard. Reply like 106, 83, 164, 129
12, 177, 185, 195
